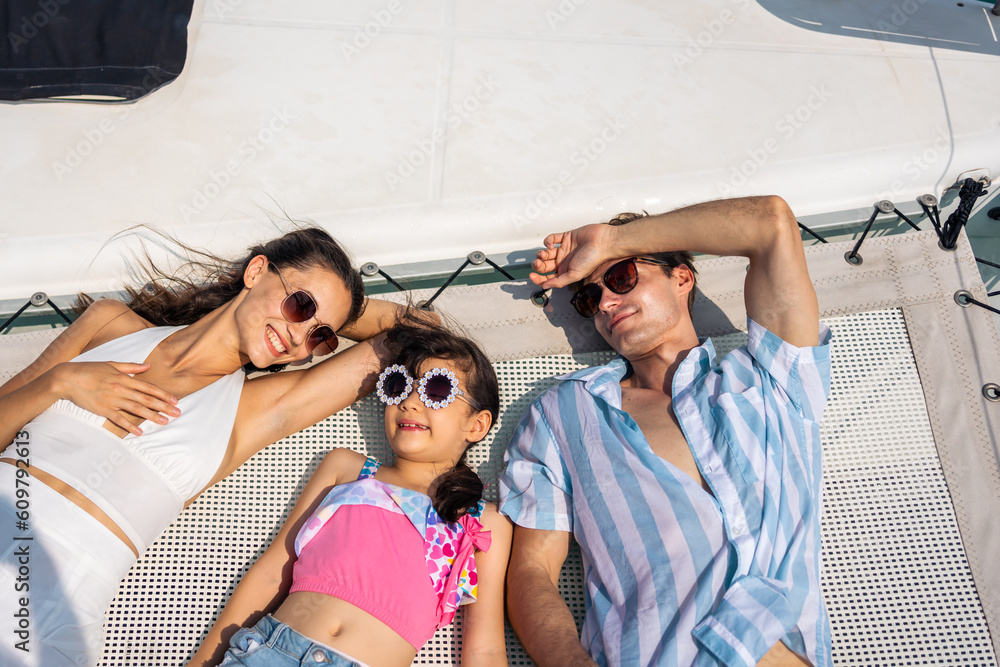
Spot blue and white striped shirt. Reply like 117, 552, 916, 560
500, 319, 832, 667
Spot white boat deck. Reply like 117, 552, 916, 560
1, 0, 999, 307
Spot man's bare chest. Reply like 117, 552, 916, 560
620, 387, 706, 489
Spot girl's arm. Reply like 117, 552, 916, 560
0, 300, 178, 446
187, 447, 367, 667
461, 504, 513, 666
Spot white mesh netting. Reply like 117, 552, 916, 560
96, 309, 996, 666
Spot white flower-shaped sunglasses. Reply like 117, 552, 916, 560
376, 364, 482, 410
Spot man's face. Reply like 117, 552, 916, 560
578, 257, 694, 359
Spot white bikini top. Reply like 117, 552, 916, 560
9, 326, 245, 553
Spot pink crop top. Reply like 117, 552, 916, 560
290, 457, 491, 649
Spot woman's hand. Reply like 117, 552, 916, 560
53, 361, 179, 436
529, 223, 619, 289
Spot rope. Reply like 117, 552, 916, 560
892, 207, 922, 232
484, 258, 516, 280
377, 269, 406, 292
0, 294, 73, 335
423, 259, 473, 308
0, 302, 32, 335
919, 199, 943, 237
962, 294, 1000, 316
422, 252, 515, 308
48, 300, 72, 325
940, 178, 990, 250
846, 199, 934, 261
847, 206, 881, 262
797, 222, 828, 243
976, 258, 1000, 298
361, 252, 515, 308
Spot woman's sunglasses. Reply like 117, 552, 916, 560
570, 256, 674, 319
271, 264, 339, 355
376, 364, 482, 411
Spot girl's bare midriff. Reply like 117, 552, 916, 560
0, 458, 139, 557
273, 591, 417, 666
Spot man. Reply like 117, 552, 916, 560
500, 196, 832, 667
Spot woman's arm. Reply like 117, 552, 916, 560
0, 300, 178, 446
461, 504, 513, 666
216, 334, 387, 483
187, 447, 367, 667
213, 300, 442, 484
336, 297, 438, 342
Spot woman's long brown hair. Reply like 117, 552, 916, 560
76, 227, 365, 329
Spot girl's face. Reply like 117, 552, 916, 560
382, 358, 491, 465
238, 258, 353, 368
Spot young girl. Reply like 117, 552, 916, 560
188, 321, 512, 667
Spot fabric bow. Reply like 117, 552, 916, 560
435, 514, 492, 627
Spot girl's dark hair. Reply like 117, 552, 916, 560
384, 319, 500, 523
77, 227, 365, 329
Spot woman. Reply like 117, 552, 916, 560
0, 227, 404, 667
187, 322, 512, 667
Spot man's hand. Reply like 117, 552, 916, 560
529, 223, 618, 289
530, 196, 820, 347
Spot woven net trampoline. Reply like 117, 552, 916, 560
1, 228, 999, 666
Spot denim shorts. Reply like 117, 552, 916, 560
220, 615, 370, 667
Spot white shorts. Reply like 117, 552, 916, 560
0, 462, 135, 667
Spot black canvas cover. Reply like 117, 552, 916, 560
1, 0, 194, 101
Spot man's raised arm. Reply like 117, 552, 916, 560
530, 195, 819, 347
506, 526, 598, 667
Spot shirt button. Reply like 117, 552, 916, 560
312, 648, 327, 662
731, 516, 747, 536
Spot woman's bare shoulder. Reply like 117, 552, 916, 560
81, 299, 153, 350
